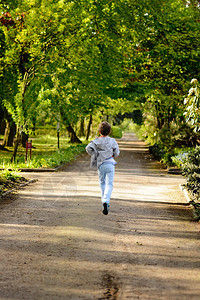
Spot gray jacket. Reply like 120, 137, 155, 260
86, 136, 120, 168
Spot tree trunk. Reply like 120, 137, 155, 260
11, 127, 21, 162
2, 119, 10, 148
21, 131, 29, 148
66, 124, 82, 143
155, 103, 164, 130
60, 108, 82, 143
0, 107, 5, 135
7, 122, 16, 146
86, 114, 92, 140
0, 119, 6, 136
78, 118, 85, 137
32, 116, 36, 136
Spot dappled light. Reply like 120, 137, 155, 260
0, 133, 200, 299
0, 0, 199, 297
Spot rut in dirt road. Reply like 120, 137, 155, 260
0, 133, 200, 300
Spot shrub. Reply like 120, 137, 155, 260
119, 119, 140, 133
171, 152, 189, 168
0, 144, 86, 169
0, 170, 23, 195
110, 126, 122, 139
149, 143, 165, 160
180, 146, 200, 201
0, 170, 21, 182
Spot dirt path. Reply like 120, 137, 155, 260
0, 133, 200, 300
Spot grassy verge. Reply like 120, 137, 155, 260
0, 134, 86, 169
0, 170, 27, 196
0, 133, 87, 195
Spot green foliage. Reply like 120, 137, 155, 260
110, 126, 122, 139
149, 143, 192, 166
171, 151, 189, 168
0, 143, 86, 169
171, 146, 200, 203
119, 119, 141, 133
28, 144, 86, 168
122, 0, 200, 150
184, 79, 200, 132
139, 89, 200, 150
0, 169, 21, 182
1, 0, 200, 159
149, 144, 165, 160
181, 147, 200, 201
0, 169, 22, 195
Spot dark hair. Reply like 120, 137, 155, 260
99, 121, 111, 136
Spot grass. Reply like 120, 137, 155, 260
0, 132, 87, 195
0, 133, 87, 169
0, 169, 27, 195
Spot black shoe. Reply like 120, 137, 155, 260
103, 203, 108, 215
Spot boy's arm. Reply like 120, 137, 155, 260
86, 142, 95, 155
113, 140, 120, 157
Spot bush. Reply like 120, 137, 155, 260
172, 146, 200, 202
149, 143, 165, 160
0, 144, 86, 169
181, 146, 200, 202
26, 144, 86, 168
171, 151, 189, 168
119, 119, 140, 133
149, 143, 192, 167
110, 126, 122, 139
43, 144, 86, 168
0, 170, 23, 195
0, 170, 21, 182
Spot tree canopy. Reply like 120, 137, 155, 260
0, 0, 199, 158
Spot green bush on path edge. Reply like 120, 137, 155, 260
163, 145, 200, 221
142, 142, 200, 221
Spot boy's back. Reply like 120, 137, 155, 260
86, 136, 119, 168
85, 121, 120, 215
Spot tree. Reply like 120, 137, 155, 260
120, 0, 200, 147
1, 0, 78, 159
34, 0, 129, 141
0, 10, 17, 149
1, 0, 199, 157
184, 78, 200, 133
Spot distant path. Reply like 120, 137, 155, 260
0, 133, 200, 299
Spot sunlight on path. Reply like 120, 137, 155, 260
0, 133, 200, 300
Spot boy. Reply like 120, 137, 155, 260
86, 121, 120, 215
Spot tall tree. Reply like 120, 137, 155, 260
1, 0, 77, 159
118, 0, 200, 146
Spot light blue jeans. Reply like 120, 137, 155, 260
98, 163, 115, 205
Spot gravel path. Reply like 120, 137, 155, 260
0, 133, 200, 300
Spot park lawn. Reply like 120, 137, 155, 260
0, 132, 87, 195
0, 133, 86, 169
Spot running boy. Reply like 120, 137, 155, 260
86, 121, 120, 215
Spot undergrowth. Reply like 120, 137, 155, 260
0, 144, 86, 169
0, 170, 25, 195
